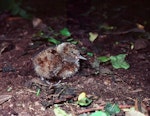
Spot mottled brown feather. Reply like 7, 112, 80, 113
32, 42, 86, 80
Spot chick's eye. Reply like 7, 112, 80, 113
70, 51, 74, 54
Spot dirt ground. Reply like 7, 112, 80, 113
0, 1, 150, 116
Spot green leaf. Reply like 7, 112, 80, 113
36, 88, 40, 96
77, 97, 92, 106
66, 38, 78, 44
87, 52, 94, 57
66, 38, 74, 42
60, 28, 71, 37
97, 56, 110, 62
71, 41, 78, 45
47, 37, 61, 45
104, 103, 120, 115
110, 54, 130, 69
54, 105, 72, 116
90, 111, 109, 116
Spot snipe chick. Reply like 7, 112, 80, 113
32, 42, 86, 80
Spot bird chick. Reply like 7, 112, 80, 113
32, 42, 86, 80
56, 43, 86, 78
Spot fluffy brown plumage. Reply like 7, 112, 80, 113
32, 42, 86, 80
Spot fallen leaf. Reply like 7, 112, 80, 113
77, 92, 92, 106
60, 28, 71, 37
90, 111, 108, 116
97, 56, 110, 63
78, 92, 86, 101
87, 52, 94, 57
54, 105, 72, 116
36, 88, 41, 96
136, 23, 144, 30
104, 103, 120, 115
89, 32, 98, 42
77, 97, 92, 106
110, 54, 130, 69
47, 37, 61, 45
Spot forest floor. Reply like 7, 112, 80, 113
0, 2, 150, 116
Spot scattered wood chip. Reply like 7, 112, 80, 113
0, 95, 12, 105
0, 42, 13, 55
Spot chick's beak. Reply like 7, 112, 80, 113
77, 55, 87, 60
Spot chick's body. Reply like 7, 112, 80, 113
32, 43, 86, 80
32, 47, 62, 78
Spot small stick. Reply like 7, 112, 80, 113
76, 105, 131, 115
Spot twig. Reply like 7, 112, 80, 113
105, 28, 145, 35
76, 105, 131, 115
76, 106, 104, 114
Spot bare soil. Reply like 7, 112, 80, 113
0, 1, 150, 115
